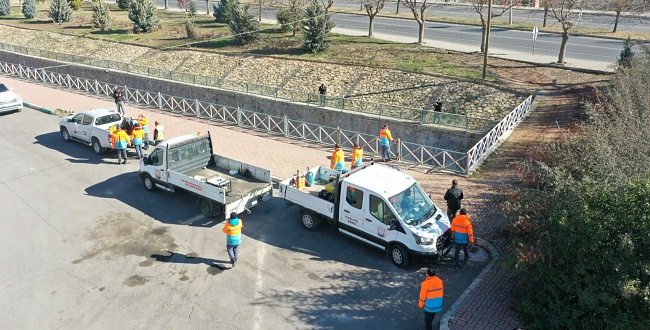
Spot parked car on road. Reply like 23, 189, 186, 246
0, 82, 23, 114
59, 108, 124, 155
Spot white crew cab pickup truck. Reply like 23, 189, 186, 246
139, 132, 273, 218
59, 108, 123, 155
279, 163, 452, 268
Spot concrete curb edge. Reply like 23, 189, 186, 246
439, 237, 502, 330
23, 101, 53, 115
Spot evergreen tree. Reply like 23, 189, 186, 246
212, 0, 235, 23
22, 0, 37, 19
48, 0, 74, 23
618, 37, 635, 69
228, 4, 259, 45
0, 0, 12, 16
128, 0, 159, 33
301, 0, 334, 53
92, 0, 111, 31
185, 0, 197, 39
117, 0, 131, 10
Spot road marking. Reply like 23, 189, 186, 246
253, 240, 266, 330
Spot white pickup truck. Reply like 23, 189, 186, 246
279, 163, 453, 268
139, 132, 273, 218
59, 108, 123, 155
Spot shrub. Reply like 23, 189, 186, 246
68, 0, 82, 10
92, 0, 111, 31
185, 19, 196, 39
301, 0, 334, 53
0, 0, 12, 16
212, 0, 235, 23
117, 0, 131, 10
48, 0, 74, 23
22, 0, 38, 19
228, 4, 259, 45
618, 37, 635, 69
128, 0, 159, 33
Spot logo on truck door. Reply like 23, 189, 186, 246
377, 227, 386, 237
155, 169, 161, 179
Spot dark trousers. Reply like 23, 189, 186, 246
227, 244, 239, 261
455, 242, 469, 265
447, 207, 459, 221
424, 311, 436, 330
116, 149, 127, 164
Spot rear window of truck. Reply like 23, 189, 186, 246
95, 114, 122, 126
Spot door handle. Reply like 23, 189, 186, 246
344, 210, 350, 213
365, 218, 373, 222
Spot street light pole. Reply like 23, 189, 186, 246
482, 0, 493, 79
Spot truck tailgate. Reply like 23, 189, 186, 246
279, 179, 335, 219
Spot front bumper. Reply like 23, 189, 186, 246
0, 101, 23, 113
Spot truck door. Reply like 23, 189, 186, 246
340, 183, 364, 230
363, 194, 398, 245
145, 147, 168, 183
68, 113, 85, 139
77, 114, 94, 142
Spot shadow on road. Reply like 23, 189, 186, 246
34, 131, 121, 165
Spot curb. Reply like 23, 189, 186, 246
440, 237, 502, 330
23, 101, 54, 115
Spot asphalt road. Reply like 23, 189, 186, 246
0, 77, 490, 329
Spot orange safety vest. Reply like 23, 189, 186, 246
419, 275, 444, 313
451, 214, 474, 244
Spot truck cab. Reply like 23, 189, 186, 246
279, 164, 452, 268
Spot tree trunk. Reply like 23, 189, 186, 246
165, 0, 169, 9
206, 0, 210, 15
558, 30, 569, 63
543, 7, 547, 27
360, 1, 363, 10
369, 15, 375, 37
417, 20, 424, 44
480, 22, 487, 53
396, 0, 399, 14
613, 11, 620, 33
259, 4, 263, 22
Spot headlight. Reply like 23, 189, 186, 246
412, 233, 434, 245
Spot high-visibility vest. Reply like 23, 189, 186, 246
352, 147, 363, 167
222, 219, 243, 245
419, 275, 444, 313
379, 128, 392, 146
451, 215, 474, 244
330, 149, 345, 171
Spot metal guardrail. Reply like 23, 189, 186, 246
0, 41, 497, 131
1, 61, 532, 175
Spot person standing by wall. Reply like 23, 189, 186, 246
444, 179, 463, 221
351, 143, 363, 170
419, 268, 444, 330
113, 88, 125, 116
451, 208, 474, 268
138, 114, 150, 150
222, 212, 243, 267
433, 97, 444, 124
130, 123, 145, 159
330, 144, 346, 172
113, 126, 131, 165
379, 124, 393, 162
318, 84, 327, 106
153, 121, 165, 146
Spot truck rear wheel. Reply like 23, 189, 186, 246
301, 210, 321, 231
92, 138, 107, 155
142, 174, 157, 192
199, 198, 220, 218
389, 244, 410, 268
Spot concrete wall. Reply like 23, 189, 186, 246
3, 51, 482, 152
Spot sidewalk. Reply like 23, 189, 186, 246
9, 74, 526, 329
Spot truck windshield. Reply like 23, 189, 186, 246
389, 183, 436, 226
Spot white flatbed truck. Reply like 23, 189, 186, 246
279, 163, 452, 268
138, 132, 273, 218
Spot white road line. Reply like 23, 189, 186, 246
253, 240, 266, 330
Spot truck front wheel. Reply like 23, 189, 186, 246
61, 127, 71, 142
301, 210, 321, 231
389, 244, 410, 268
143, 175, 157, 192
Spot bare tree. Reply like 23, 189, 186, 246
541, 0, 550, 26
548, 0, 584, 63
319, 0, 333, 11
252, 0, 277, 21
470, 0, 513, 53
610, 0, 633, 32
396, 0, 400, 14
402, 0, 428, 44
165, 0, 169, 9
362, 0, 385, 37
206, 0, 210, 14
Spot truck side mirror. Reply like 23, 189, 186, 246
142, 156, 150, 165
389, 219, 397, 230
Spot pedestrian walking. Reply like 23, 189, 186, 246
444, 179, 463, 220
153, 121, 165, 146
330, 143, 346, 172
351, 143, 363, 170
138, 114, 150, 150
451, 208, 474, 268
112, 126, 131, 164
130, 123, 145, 159
113, 88, 125, 116
419, 268, 444, 330
318, 84, 327, 106
379, 124, 393, 162
222, 212, 243, 267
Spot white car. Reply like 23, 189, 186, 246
0, 82, 23, 114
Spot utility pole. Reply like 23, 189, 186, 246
482, 0, 493, 79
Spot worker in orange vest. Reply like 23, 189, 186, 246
222, 212, 243, 267
330, 144, 346, 172
379, 124, 393, 162
451, 208, 475, 268
112, 126, 131, 165
419, 268, 444, 330
351, 143, 363, 170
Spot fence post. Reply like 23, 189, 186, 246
341, 97, 345, 109
158, 92, 162, 109
123, 86, 129, 101
94, 80, 99, 95
237, 107, 242, 126
337, 127, 340, 145
465, 114, 469, 130
195, 99, 200, 117
379, 104, 383, 116
283, 115, 288, 137
397, 138, 401, 161
66, 74, 71, 88
18, 64, 23, 77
